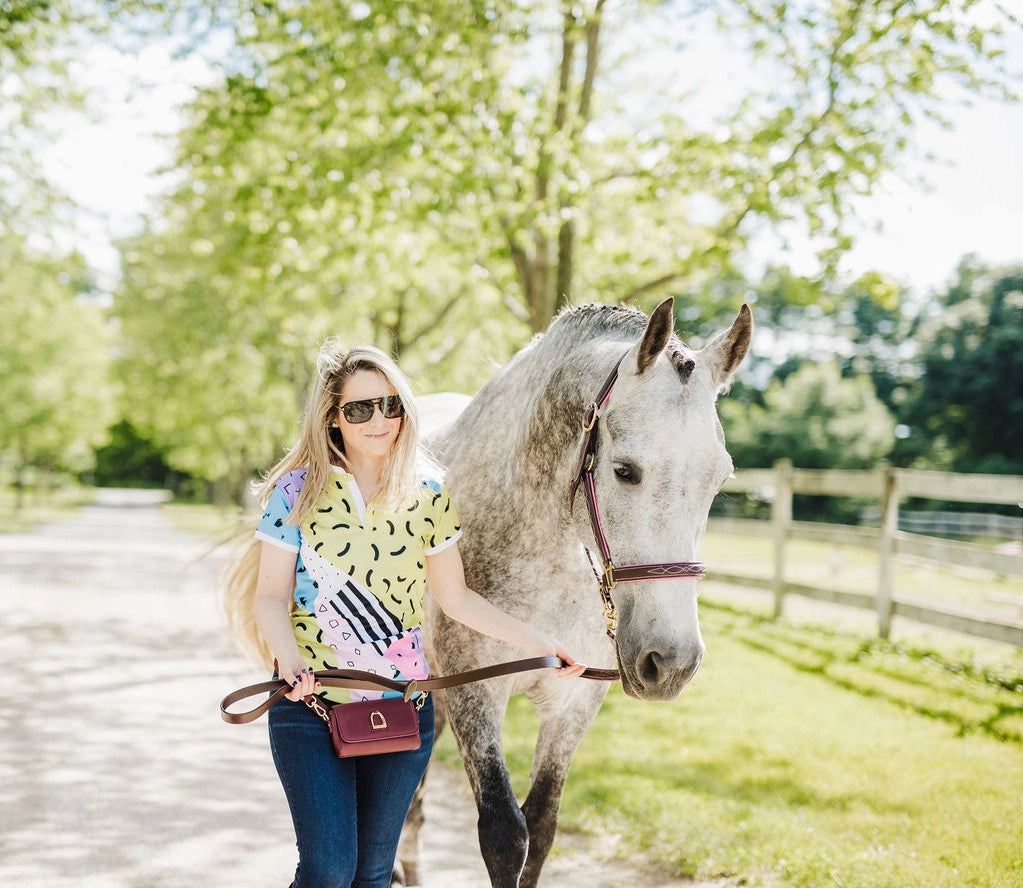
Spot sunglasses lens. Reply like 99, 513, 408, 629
342, 401, 375, 423
381, 396, 404, 418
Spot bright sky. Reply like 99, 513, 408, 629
43, 22, 1023, 299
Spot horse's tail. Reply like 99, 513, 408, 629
220, 534, 274, 670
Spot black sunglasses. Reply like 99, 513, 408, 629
339, 395, 405, 424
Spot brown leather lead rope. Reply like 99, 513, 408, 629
221, 658, 620, 725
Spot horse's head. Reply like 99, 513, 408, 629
573, 297, 752, 700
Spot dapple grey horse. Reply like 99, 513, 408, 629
404, 297, 752, 888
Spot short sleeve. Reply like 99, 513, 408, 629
255, 485, 301, 552
422, 483, 462, 555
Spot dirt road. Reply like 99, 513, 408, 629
0, 490, 728, 888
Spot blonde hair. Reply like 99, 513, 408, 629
223, 339, 435, 668
221, 536, 272, 667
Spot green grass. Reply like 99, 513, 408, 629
478, 605, 1023, 888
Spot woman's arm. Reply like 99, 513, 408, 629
252, 541, 319, 700
426, 542, 585, 677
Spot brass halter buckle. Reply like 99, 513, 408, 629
601, 562, 617, 590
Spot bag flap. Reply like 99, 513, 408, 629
331, 699, 419, 743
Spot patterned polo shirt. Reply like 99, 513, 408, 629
256, 466, 461, 702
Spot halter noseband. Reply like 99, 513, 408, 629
569, 352, 706, 640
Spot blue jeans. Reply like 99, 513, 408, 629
268, 695, 435, 888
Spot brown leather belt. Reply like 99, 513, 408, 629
220, 658, 620, 725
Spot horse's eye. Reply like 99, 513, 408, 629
613, 462, 640, 484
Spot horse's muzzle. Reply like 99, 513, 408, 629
620, 642, 705, 700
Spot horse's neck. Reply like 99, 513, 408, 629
446, 336, 626, 522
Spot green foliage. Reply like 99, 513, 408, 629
898, 258, 1023, 474
6, 0, 1019, 494
104, 0, 1018, 495
90, 419, 175, 488
721, 360, 895, 470
718, 359, 897, 520
1, 0, 80, 238
0, 242, 115, 479
0, 484, 95, 532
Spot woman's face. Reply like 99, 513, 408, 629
335, 369, 403, 465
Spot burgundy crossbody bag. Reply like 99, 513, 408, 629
303, 692, 423, 759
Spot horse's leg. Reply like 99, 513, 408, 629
396, 692, 448, 887
519, 683, 609, 888
445, 683, 526, 888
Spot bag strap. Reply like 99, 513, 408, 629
220, 657, 619, 725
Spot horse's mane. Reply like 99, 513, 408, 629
548, 302, 650, 341
549, 302, 696, 384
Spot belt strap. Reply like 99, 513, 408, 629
220, 658, 620, 725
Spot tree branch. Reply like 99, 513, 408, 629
579, 0, 605, 121
405, 291, 462, 346
623, 272, 686, 302
474, 257, 531, 325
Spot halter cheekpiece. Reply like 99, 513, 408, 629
569, 352, 706, 640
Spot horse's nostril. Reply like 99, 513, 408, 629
639, 651, 664, 685
639, 648, 703, 688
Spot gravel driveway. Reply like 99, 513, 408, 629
0, 489, 729, 888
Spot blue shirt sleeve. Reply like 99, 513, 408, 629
255, 485, 301, 552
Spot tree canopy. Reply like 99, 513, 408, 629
721, 359, 896, 472
102, 0, 1020, 494
0, 241, 114, 483
898, 258, 1023, 474
2, 0, 1021, 496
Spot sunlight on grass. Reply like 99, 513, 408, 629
493, 607, 1023, 888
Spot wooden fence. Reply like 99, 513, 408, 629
708, 460, 1023, 647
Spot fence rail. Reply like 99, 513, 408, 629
711, 461, 1023, 647
859, 507, 1023, 541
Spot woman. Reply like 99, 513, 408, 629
225, 340, 584, 888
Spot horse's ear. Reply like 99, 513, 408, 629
636, 297, 675, 375
699, 304, 753, 392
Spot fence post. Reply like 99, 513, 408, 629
772, 458, 793, 618
877, 462, 898, 639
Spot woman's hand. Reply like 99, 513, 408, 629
552, 646, 587, 679
539, 637, 587, 679
278, 659, 321, 702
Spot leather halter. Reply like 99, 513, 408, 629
569, 352, 706, 640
